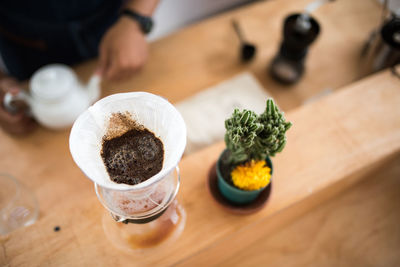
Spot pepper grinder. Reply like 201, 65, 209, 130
269, 0, 334, 84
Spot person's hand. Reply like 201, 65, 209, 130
0, 78, 36, 135
97, 17, 148, 81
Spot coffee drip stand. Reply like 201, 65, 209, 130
69, 92, 187, 254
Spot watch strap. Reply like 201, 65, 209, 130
121, 9, 153, 34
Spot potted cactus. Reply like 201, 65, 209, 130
217, 99, 292, 204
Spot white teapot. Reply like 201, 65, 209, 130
4, 64, 100, 129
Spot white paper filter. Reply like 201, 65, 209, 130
69, 92, 187, 190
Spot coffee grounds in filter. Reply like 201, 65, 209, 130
101, 113, 164, 186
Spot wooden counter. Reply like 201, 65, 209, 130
0, 0, 382, 211
2, 0, 399, 266
2, 69, 400, 266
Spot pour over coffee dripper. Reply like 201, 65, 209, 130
69, 92, 187, 252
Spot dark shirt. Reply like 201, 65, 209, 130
0, 0, 107, 22
0, 0, 122, 80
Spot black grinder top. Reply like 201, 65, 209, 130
280, 13, 321, 61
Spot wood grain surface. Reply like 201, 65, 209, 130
2, 68, 400, 266
211, 156, 400, 267
0, 0, 382, 217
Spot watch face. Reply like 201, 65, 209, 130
142, 19, 153, 34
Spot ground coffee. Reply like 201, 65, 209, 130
101, 127, 164, 186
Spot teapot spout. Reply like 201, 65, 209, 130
86, 74, 101, 104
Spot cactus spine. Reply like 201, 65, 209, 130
224, 99, 292, 164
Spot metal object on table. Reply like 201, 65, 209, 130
232, 19, 257, 62
361, 0, 400, 77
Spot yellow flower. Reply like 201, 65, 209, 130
231, 160, 271, 191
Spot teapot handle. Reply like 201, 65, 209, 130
3, 90, 31, 115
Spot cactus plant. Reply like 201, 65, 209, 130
224, 99, 292, 165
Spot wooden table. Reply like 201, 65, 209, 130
75, 0, 382, 110
2, 0, 400, 266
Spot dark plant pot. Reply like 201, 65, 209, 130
216, 150, 273, 205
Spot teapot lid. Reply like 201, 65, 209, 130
30, 64, 76, 101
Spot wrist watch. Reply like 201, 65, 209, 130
121, 9, 154, 34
